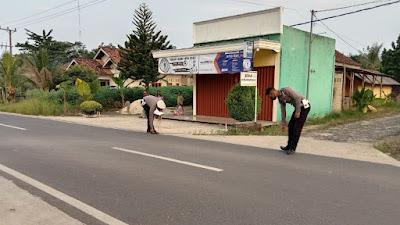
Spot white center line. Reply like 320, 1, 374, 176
113, 147, 224, 172
0, 163, 128, 225
0, 123, 26, 130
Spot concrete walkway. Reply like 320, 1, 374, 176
0, 176, 84, 225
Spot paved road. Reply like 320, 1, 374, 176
1, 112, 400, 225
307, 114, 400, 143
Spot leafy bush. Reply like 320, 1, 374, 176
225, 84, 261, 122
352, 87, 375, 113
149, 86, 193, 107
80, 100, 102, 115
0, 98, 63, 116
54, 65, 99, 84
93, 86, 193, 109
75, 78, 92, 102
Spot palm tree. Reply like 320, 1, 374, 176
111, 73, 129, 108
0, 53, 24, 102
23, 49, 58, 91
351, 43, 383, 71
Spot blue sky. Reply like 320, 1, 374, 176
0, 0, 399, 56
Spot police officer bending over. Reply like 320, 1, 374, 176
142, 95, 166, 134
266, 87, 311, 155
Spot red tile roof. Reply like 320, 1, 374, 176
335, 50, 361, 67
71, 58, 113, 76
101, 47, 121, 64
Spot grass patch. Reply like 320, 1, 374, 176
193, 125, 287, 136
374, 134, 400, 161
0, 98, 64, 116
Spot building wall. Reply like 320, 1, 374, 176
353, 79, 393, 98
254, 49, 276, 67
278, 26, 336, 121
332, 72, 344, 112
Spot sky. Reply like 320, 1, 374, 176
0, 0, 399, 56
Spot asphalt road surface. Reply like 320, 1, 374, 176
1, 112, 399, 225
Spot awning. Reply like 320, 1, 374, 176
152, 39, 281, 58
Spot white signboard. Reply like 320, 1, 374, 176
244, 41, 253, 58
158, 56, 199, 74
240, 71, 257, 86
199, 54, 218, 74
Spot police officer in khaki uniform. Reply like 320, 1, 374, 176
266, 87, 310, 155
142, 95, 166, 134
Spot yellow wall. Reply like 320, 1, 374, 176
253, 49, 276, 67
352, 79, 393, 98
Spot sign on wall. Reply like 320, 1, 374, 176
240, 71, 257, 86
244, 41, 254, 58
158, 56, 199, 74
198, 50, 253, 74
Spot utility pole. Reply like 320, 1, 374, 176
306, 10, 315, 99
78, 0, 82, 42
0, 26, 17, 56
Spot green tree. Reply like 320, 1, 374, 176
22, 48, 60, 91
350, 43, 383, 70
16, 29, 90, 65
118, 3, 172, 92
54, 65, 98, 84
381, 34, 400, 82
0, 53, 26, 102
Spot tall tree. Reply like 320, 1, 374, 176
16, 29, 90, 65
381, 34, 400, 82
350, 43, 383, 71
118, 3, 172, 91
0, 53, 26, 101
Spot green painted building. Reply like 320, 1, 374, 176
153, 7, 336, 123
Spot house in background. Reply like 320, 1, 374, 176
67, 47, 192, 88
333, 50, 400, 112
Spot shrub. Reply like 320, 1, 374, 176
149, 86, 193, 107
352, 87, 374, 113
93, 88, 121, 109
93, 86, 193, 109
225, 84, 261, 122
80, 100, 102, 115
0, 98, 63, 116
54, 65, 99, 84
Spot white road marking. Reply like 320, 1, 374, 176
0, 123, 26, 130
0, 163, 128, 225
113, 147, 224, 172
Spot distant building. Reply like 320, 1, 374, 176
334, 50, 400, 111
66, 47, 193, 88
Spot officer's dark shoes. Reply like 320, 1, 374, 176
280, 146, 290, 151
286, 149, 295, 155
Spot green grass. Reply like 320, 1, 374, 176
193, 125, 287, 136
374, 134, 400, 161
0, 98, 64, 116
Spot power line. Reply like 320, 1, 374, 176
314, 15, 361, 52
3, 0, 77, 26
317, 0, 390, 12
290, 0, 400, 27
15, 0, 107, 29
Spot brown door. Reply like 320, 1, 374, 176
196, 66, 274, 120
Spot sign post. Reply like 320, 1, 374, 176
240, 71, 258, 122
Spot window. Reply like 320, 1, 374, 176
100, 79, 110, 87
152, 82, 162, 87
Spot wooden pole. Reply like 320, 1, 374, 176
350, 71, 354, 106
372, 75, 376, 96
342, 66, 347, 108
362, 73, 366, 88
